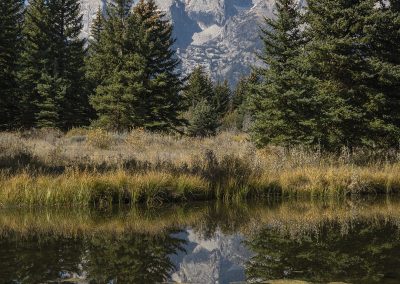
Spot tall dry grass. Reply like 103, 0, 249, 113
0, 128, 400, 206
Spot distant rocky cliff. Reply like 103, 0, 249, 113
80, 0, 302, 85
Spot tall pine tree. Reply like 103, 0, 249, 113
132, 0, 185, 131
86, 7, 104, 90
89, 0, 146, 131
305, 0, 385, 148
250, 0, 321, 147
184, 66, 219, 136
19, 0, 89, 129
52, 0, 90, 128
213, 80, 231, 117
361, 0, 400, 147
0, 0, 24, 130
19, 0, 52, 128
183, 66, 215, 107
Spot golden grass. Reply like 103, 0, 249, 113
253, 163, 400, 196
0, 170, 209, 207
0, 129, 400, 206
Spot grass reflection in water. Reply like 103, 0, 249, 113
0, 197, 399, 283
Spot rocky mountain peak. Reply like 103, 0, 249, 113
80, 0, 281, 85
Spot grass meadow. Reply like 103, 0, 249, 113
0, 128, 400, 207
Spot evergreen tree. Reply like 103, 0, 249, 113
89, 0, 146, 131
184, 66, 215, 107
187, 99, 219, 137
213, 80, 231, 117
19, 0, 52, 128
86, 7, 104, 89
227, 74, 257, 131
85, 7, 104, 122
305, 0, 389, 148
90, 53, 145, 131
90, 7, 104, 51
0, 0, 24, 130
231, 76, 249, 112
250, 0, 321, 147
132, 0, 185, 131
361, 0, 400, 147
35, 73, 63, 128
183, 66, 220, 135
52, 0, 90, 128
19, 0, 89, 129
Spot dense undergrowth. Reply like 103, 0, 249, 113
0, 129, 400, 207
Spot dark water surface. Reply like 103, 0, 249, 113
0, 197, 400, 283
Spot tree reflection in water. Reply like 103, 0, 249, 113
245, 222, 400, 283
0, 235, 84, 283
84, 229, 186, 283
0, 229, 186, 284
1, 198, 400, 283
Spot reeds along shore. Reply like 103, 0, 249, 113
0, 128, 400, 207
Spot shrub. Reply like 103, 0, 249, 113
86, 129, 113, 150
66, 127, 89, 138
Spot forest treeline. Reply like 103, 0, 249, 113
0, 0, 400, 150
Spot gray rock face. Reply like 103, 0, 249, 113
79, 0, 283, 85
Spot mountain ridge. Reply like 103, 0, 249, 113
80, 0, 279, 85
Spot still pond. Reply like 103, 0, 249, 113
0, 197, 400, 283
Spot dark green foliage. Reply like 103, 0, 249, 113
133, 0, 185, 131
0, 0, 24, 130
90, 54, 146, 131
184, 66, 215, 107
19, 0, 89, 129
227, 74, 258, 131
18, 0, 51, 128
250, 0, 322, 147
86, 7, 103, 96
55, 0, 91, 128
213, 80, 231, 117
89, 0, 184, 131
35, 73, 64, 128
231, 76, 248, 112
187, 99, 219, 137
88, 0, 145, 131
89, 7, 104, 52
250, 0, 400, 149
305, 0, 400, 149
305, 0, 375, 148
362, 0, 400, 147
184, 66, 222, 136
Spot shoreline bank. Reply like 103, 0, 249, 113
1, 164, 399, 207
1, 129, 399, 207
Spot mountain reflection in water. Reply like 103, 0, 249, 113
0, 197, 400, 283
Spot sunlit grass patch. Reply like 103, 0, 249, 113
0, 130, 399, 207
